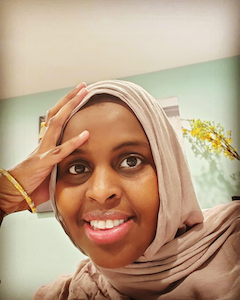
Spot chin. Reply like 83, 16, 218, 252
90, 252, 141, 269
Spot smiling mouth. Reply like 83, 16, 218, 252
85, 217, 133, 244
89, 219, 126, 230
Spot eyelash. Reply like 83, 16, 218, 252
67, 155, 143, 175
68, 164, 90, 175
119, 156, 143, 169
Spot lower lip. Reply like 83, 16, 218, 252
85, 219, 133, 244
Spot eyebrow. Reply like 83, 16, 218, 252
69, 140, 150, 156
112, 140, 150, 152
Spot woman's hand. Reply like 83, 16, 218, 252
0, 82, 89, 214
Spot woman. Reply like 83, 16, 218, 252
1, 80, 240, 299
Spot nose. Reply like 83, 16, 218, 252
85, 167, 122, 204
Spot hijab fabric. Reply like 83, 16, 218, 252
37, 80, 240, 299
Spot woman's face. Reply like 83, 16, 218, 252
56, 97, 159, 268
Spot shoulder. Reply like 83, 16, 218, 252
34, 258, 127, 300
202, 200, 240, 223
33, 273, 74, 300
202, 201, 240, 247
33, 259, 91, 300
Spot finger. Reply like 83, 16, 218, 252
31, 129, 88, 207
40, 87, 88, 151
40, 130, 90, 167
45, 82, 87, 124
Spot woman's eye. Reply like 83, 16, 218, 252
68, 164, 90, 174
120, 156, 142, 169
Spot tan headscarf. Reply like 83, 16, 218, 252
36, 80, 240, 299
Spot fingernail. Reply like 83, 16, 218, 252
76, 82, 86, 88
77, 87, 88, 96
79, 130, 89, 139
52, 147, 61, 155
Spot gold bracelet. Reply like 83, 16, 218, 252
0, 169, 37, 213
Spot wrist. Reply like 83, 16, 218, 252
0, 169, 36, 214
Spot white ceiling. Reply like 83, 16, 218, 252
0, 0, 240, 100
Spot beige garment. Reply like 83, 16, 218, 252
35, 80, 240, 299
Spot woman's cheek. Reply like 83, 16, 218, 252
126, 170, 159, 212
56, 183, 81, 216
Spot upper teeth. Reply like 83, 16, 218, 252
90, 219, 125, 229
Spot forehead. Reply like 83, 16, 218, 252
61, 94, 147, 142
83, 93, 124, 106
80, 94, 133, 116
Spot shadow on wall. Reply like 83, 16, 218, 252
185, 136, 240, 208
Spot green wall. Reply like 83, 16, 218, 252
122, 56, 240, 208
0, 56, 239, 299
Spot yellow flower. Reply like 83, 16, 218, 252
224, 150, 229, 157
191, 130, 196, 136
181, 118, 240, 161
226, 138, 232, 144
